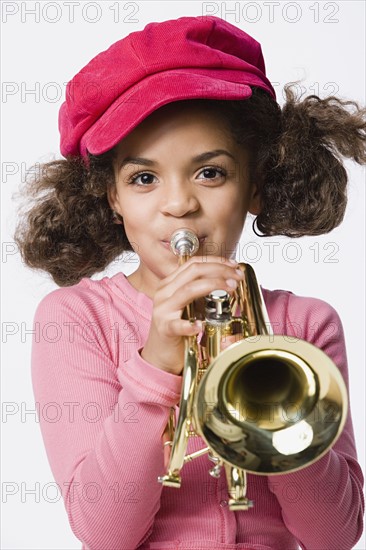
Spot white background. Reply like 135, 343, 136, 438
1, 1, 365, 549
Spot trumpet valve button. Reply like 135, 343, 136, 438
205, 291, 231, 320
209, 289, 228, 301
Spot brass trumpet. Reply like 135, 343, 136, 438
158, 228, 347, 510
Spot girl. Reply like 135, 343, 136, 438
14, 14, 365, 550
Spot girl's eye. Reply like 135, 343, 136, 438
198, 167, 226, 181
127, 166, 226, 186
128, 172, 157, 186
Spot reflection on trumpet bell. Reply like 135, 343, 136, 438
195, 334, 347, 474
158, 228, 348, 511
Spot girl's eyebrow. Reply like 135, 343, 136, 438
119, 149, 236, 169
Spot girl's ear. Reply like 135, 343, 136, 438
248, 183, 262, 216
106, 186, 121, 216
107, 187, 124, 225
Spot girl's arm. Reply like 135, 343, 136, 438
267, 294, 364, 550
30, 258, 243, 549
31, 286, 182, 550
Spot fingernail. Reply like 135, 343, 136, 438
193, 320, 203, 332
226, 278, 238, 289
235, 268, 245, 277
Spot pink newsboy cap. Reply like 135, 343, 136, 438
59, 15, 276, 159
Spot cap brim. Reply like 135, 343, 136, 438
80, 70, 253, 157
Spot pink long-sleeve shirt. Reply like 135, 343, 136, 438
31, 272, 364, 550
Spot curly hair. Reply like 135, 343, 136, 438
13, 84, 366, 287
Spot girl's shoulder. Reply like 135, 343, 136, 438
262, 285, 338, 310
34, 275, 112, 316
33, 272, 151, 324
261, 286, 344, 343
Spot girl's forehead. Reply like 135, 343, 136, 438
114, 103, 234, 154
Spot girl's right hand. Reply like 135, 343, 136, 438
141, 256, 245, 376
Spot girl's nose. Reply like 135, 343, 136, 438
160, 182, 200, 218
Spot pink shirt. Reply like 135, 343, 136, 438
31, 273, 364, 549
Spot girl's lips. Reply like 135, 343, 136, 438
160, 236, 207, 250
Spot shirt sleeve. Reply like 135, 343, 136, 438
31, 287, 182, 550
267, 293, 364, 550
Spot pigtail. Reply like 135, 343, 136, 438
13, 153, 129, 287
255, 84, 366, 236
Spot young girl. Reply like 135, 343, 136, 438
14, 14, 365, 550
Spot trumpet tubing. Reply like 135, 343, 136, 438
158, 228, 348, 510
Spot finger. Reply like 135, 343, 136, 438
156, 262, 243, 301
166, 318, 203, 337
161, 255, 238, 285
162, 276, 239, 312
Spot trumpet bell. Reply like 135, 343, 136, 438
194, 334, 348, 474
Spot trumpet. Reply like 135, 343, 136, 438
158, 228, 348, 510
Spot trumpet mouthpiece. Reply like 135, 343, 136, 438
170, 228, 199, 257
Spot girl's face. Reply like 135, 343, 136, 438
108, 101, 260, 296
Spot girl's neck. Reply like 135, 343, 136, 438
127, 268, 159, 299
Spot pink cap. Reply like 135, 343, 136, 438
59, 15, 276, 158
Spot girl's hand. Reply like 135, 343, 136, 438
141, 257, 245, 375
